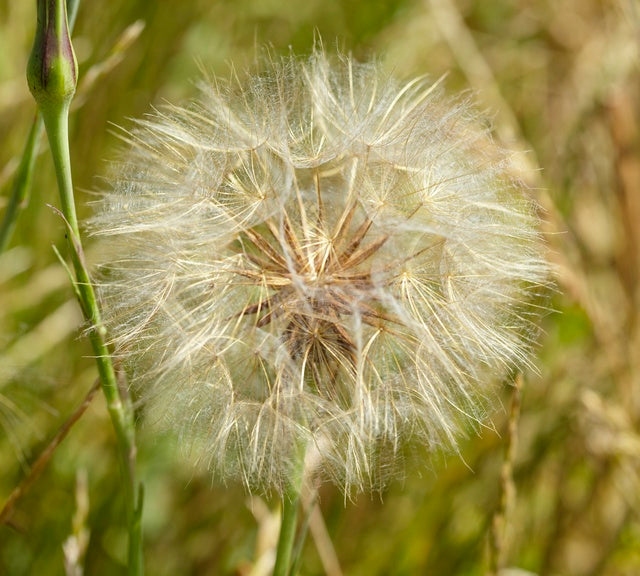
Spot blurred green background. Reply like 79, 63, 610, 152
1, 0, 639, 574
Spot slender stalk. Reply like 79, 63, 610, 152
26, 1, 143, 573
487, 374, 522, 575
273, 493, 301, 576
0, 113, 43, 253
41, 96, 144, 576
0, 381, 100, 526
0, 0, 79, 253
288, 489, 317, 576
273, 443, 307, 576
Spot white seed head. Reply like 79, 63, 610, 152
89, 50, 548, 494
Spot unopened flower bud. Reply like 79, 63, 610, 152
27, 0, 77, 111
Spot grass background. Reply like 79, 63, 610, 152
1, 0, 639, 574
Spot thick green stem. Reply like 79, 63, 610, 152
273, 493, 301, 576
273, 443, 307, 576
288, 490, 317, 576
40, 96, 143, 576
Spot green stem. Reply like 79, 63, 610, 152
25, 0, 142, 572
288, 490, 316, 576
273, 443, 308, 576
0, 0, 79, 254
273, 493, 301, 576
41, 100, 143, 576
0, 112, 43, 253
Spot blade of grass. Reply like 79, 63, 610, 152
0, 380, 100, 527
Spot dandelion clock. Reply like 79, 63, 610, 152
90, 50, 548, 497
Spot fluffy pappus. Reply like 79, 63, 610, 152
89, 50, 548, 494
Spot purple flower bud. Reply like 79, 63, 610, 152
27, 0, 77, 109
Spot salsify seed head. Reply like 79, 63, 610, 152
90, 50, 548, 495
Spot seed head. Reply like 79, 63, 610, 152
90, 50, 548, 494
